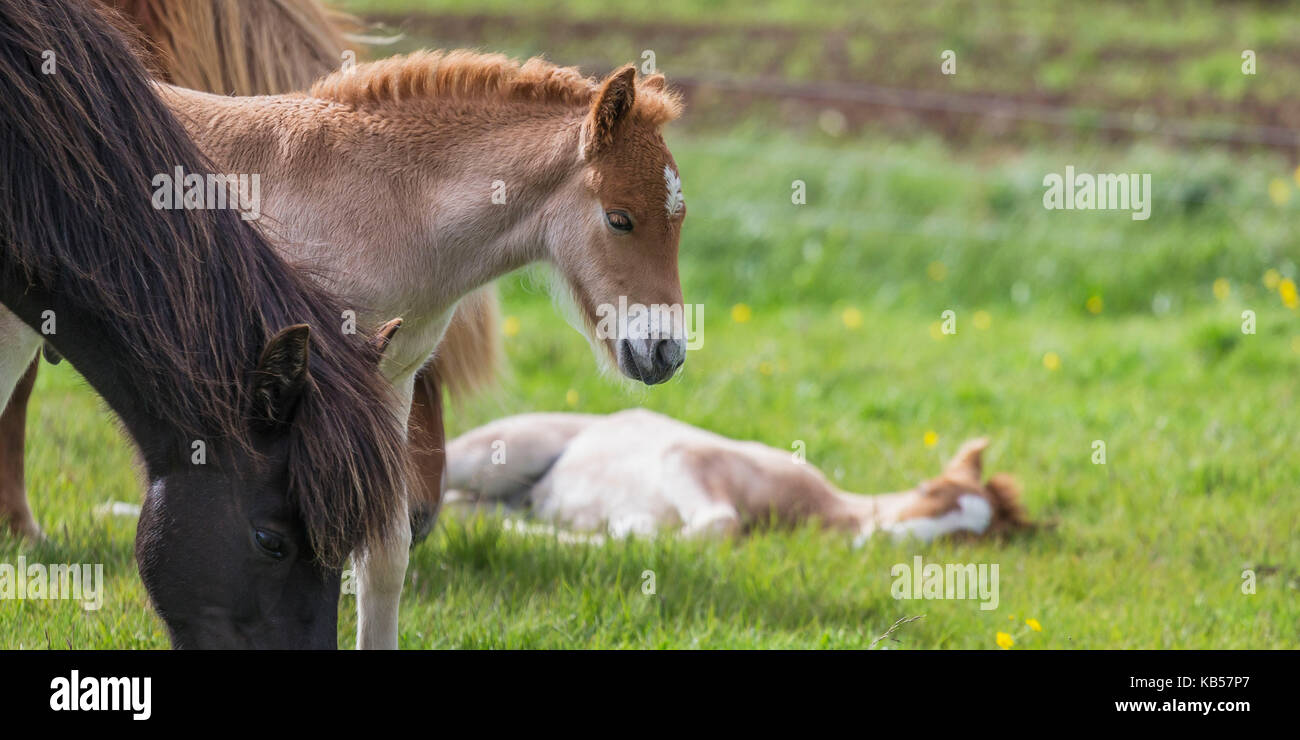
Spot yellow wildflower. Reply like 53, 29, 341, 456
1269, 178, 1290, 205
841, 307, 863, 329
1212, 278, 1230, 302
1280, 279, 1298, 309
1264, 269, 1281, 290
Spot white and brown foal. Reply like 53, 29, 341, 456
444, 410, 1030, 543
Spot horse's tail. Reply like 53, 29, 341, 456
107, 0, 503, 400
431, 287, 503, 399
104, 0, 356, 95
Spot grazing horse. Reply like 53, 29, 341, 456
443, 411, 1031, 542
0, 0, 500, 543
157, 51, 692, 648
0, 0, 409, 648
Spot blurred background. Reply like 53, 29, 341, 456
341, 0, 1300, 325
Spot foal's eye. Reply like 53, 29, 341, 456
254, 529, 287, 559
605, 210, 633, 232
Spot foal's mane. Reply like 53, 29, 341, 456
309, 49, 683, 125
0, 0, 407, 564
112, 0, 504, 399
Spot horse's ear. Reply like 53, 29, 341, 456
943, 437, 989, 484
582, 65, 637, 159
371, 317, 402, 356
251, 324, 312, 429
642, 73, 667, 92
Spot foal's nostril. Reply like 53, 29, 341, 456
653, 338, 685, 371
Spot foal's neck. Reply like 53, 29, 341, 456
163, 85, 580, 325
831, 489, 913, 530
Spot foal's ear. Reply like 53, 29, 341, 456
582, 65, 637, 159
642, 74, 667, 92
371, 317, 403, 356
943, 437, 989, 484
251, 324, 312, 429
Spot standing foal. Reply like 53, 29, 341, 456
158, 52, 692, 647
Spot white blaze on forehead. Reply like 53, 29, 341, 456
664, 165, 684, 216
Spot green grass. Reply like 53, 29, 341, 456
3, 121, 1299, 648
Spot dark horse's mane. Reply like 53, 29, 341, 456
0, 0, 407, 564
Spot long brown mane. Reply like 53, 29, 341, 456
309, 49, 683, 125
106, 0, 502, 397
0, 0, 407, 564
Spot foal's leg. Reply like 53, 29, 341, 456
0, 310, 43, 539
407, 365, 445, 545
661, 447, 742, 539
355, 374, 415, 650
0, 309, 41, 409
0, 358, 40, 539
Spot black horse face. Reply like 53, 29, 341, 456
135, 458, 341, 649
133, 325, 340, 649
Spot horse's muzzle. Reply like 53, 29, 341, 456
618, 337, 684, 385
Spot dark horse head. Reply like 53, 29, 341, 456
0, 0, 409, 648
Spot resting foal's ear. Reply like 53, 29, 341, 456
582, 65, 637, 159
251, 324, 312, 429
942, 437, 989, 484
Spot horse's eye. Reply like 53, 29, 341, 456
254, 529, 286, 559
606, 210, 633, 232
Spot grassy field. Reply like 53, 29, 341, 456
347, 0, 1300, 147
5, 0, 1300, 649
3, 120, 1298, 648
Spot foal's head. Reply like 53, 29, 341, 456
885, 438, 1032, 541
546, 66, 688, 385
302, 53, 691, 385
135, 321, 403, 649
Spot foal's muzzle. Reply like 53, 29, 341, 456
618, 337, 685, 385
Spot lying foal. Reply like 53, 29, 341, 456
444, 410, 1030, 542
